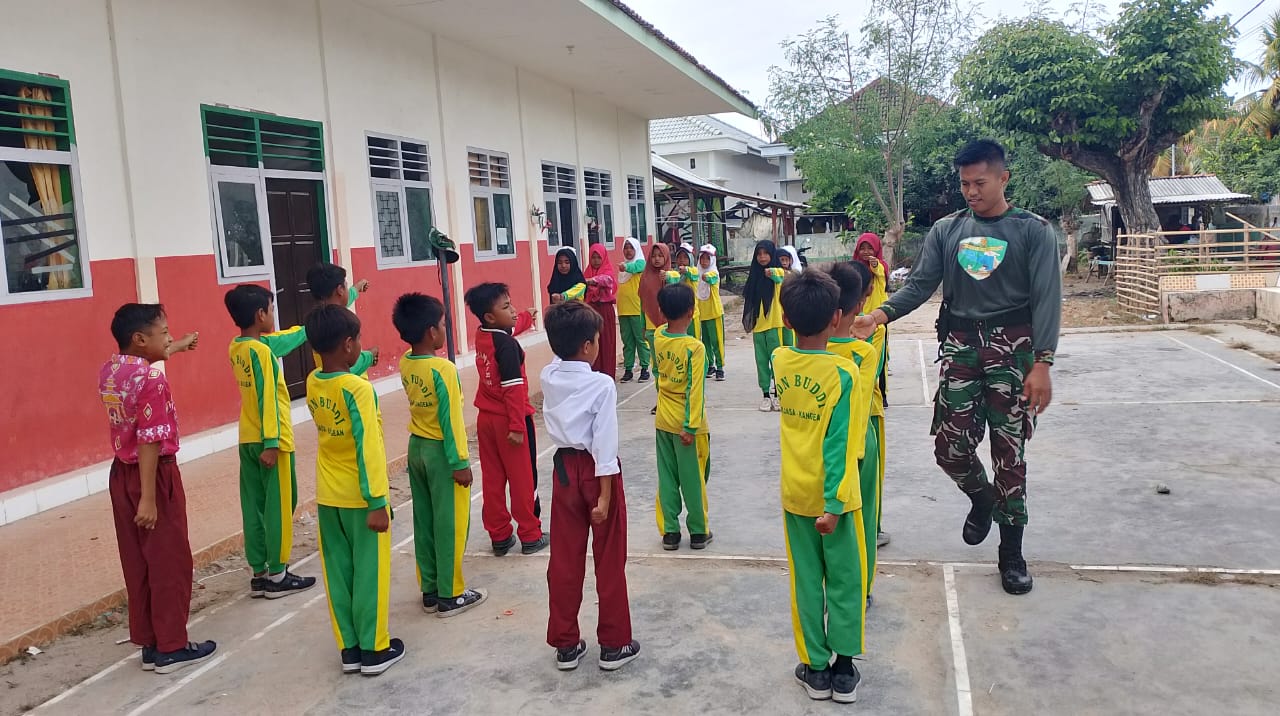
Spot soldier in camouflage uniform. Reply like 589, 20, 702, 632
855, 140, 1060, 595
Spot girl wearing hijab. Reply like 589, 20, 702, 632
672, 243, 702, 341
547, 247, 587, 304
616, 238, 649, 383
696, 244, 725, 381
776, 245, 804, 347
583, 243, 618, 379
638, 243, 671, 381
741, 239, 786, 412
854, 233, 892, 551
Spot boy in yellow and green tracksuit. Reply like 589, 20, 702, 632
308, 263, 378, 376
653, 282, 711, 551
304, 304, 404, 677
696, 244, 725, 381
223, 284, 317, 600
823, 262, 884, 601
773, 269, 865, 703
617, 238, 649, 383
392, 292, 487, 618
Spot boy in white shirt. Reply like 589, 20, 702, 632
540, 301, 640, 673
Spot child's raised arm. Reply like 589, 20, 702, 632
260, 324, 309, 358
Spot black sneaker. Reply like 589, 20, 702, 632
962, 485, 998, 545
341, 647, 361, 674
262, 571, 317, 599
360, 637, 406, 677
832, 661, 861, 704
599, 640, 640, 671
662, 532, 681, 550
690, 533, 713, 550
650, 406, 657, 415
141, 646, 156, 671
249, 576, 266, 598
715, 369, 725, 382
522, 534, 550, 555
794, 664, 832, 700
1000, 558, 1034, 595
492, 535, 517, 556
638, 368, 650, 383
878, 530, 891, 548
620, 369, 634, 383
422, 593, 438, 614
437, 588, 488, 618
154, 640, 217, 674
556, 640, 588, 671
707, 365, 716, 378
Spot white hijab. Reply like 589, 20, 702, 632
779, 245, 803, 273
618, 237, 644, 284
696, 244, 717, 300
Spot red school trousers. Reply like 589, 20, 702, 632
477, 411, 542, 543
109, 457, 193, 652
546, 449, 632, 650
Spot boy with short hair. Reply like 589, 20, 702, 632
773, 271, 866, 703
824, 263, 883, 603
463, 282, 548, 556
540, 301, 640, 671
653, 283, 712, 551
305, 304, 404, 676
99, 304, 216, 674
223, 284, 317, 599
307, 263, 377, 375
392, 292, 487, 617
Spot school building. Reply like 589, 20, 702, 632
0, 0, 753, 519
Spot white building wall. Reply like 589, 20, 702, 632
516, 69, 579, 256
0, 0, 134, 263
617, 110, 654, 240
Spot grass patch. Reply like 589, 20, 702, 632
1186, 325, 1220, 335
1228, 340, 1254, 351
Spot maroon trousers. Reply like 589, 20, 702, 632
477, 411, 543, 543
589, 300, 618, 380
109, 458, 193, 652
546, 449, 632, 650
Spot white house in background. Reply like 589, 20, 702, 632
649, 115, 809, 204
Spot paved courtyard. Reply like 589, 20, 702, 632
20, 326, 1280, 715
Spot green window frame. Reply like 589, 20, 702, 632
0, 68, 89, 302
627, 175, 647, 242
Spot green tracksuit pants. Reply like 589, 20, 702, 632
859, 417, 882, 595
784, 510, 867, 669
319, 505, 391, 652
238, 444, 297, 574
700, 316, 725, 370
655, 430, 710, 536
408, 435, 471, 599
620, 314, 650, 372
753, 328, 784, 395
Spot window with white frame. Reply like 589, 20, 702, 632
541, 161, 577, 252
468, 149, 515, 258
0, 70, 87, 300
584, 169, 614, 249
627, 176, 647, 242
367, 134, 435, 265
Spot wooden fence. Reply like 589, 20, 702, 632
1114, 221, 1280, 319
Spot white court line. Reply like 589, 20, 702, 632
1207, 335, 1226, 344
31, 592, 252, 712
1166, 335, 1280, 391
943, 565, 974, 716
917, 340, 932, 406
124, 654, 229, 716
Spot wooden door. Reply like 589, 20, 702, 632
266, 178, 323, 399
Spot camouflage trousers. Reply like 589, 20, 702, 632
930, 324, 1036, 526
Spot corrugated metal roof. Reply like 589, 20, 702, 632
649, 115, 767, 148
1087, 175, 1250, 205
651, 153, 806, 209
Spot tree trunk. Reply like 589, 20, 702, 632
1108, 165, 1162, 237
882, 221, 904, 268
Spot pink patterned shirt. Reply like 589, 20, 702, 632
99, 355, 181, 463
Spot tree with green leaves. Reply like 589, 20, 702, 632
1241, 10, 1280, 139
765, 0, 973, 265
957, 0, 1235, 235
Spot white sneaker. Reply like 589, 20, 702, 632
759, 397, 773, 412
770, 396, 780, 412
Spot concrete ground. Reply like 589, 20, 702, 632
16, 324, 1280, 715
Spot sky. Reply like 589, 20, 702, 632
623, 0, 1273, 137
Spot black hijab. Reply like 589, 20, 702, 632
547, 247, 586, 298
742, 239, 781, 332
